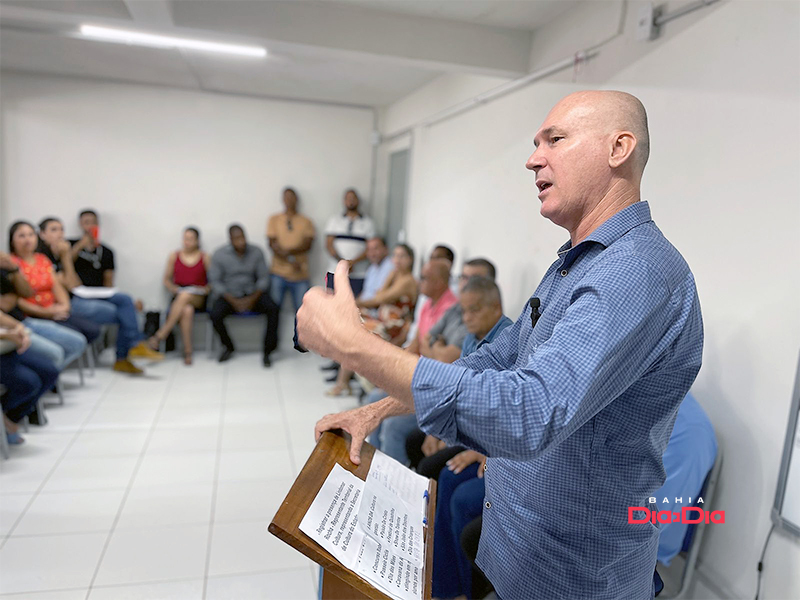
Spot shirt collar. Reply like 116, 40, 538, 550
557, 201, 652, 262
476, 315, 512, 349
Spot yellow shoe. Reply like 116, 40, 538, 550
113, 359, 144, 375
128, 342, 165, 361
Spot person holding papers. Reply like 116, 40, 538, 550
65, 210, 163, 374
147, 227, 210, 365
299, 91, 704, 600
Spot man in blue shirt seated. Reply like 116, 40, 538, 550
299, 91, 703, 600
359, 237, 395, 308
653, 391, 717, 566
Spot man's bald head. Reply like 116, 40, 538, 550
549, 90, 650, 178
526, 90, 651, 241
420, 258, 452, 299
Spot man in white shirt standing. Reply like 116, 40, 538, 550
324, 189, 375, 298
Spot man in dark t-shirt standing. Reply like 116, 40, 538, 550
60, 211, 162, 374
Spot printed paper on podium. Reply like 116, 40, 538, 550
299, 453, 429, 600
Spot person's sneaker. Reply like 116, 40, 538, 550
263, 354, 272, 368
218, 348, 234, 363
128, 342, 165, 361
113, 359, 144, 375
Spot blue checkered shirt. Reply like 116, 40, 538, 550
412, 202, 703, 599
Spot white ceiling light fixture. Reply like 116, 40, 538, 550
79, 24, 267, 58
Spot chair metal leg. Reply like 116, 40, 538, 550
0, 421, 9, 459
86, 345, 96, 376
55, 377, 64, 406
77, 353, 85, 386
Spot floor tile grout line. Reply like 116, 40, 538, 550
0, 368, 119, 550
0, 565, 314, 598
274, 367, 300, 477
201, 362, 229, 600
83, 360, 181, 600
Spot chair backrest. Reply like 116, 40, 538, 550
670, 443, 723, 599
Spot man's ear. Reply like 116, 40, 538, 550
609, 131, 637, 169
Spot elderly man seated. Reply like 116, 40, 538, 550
367, 258, 497, 463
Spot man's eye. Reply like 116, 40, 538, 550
551, 136, 564, 144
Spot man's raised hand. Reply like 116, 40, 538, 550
296, 260, 363, 360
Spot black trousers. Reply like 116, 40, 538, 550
209, 294, 279, 356
405, 428, 465, 479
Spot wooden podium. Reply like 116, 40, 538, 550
269, 431, 436, 600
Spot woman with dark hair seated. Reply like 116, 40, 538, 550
8, 221, 97, 361
1, 311, 59, 444
147, 227, 210, 365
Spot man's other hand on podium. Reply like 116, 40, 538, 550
315, 396, 414, 465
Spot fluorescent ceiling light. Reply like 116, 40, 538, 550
79, 24, 267, 58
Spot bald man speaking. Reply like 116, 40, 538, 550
297, 91, 703, 599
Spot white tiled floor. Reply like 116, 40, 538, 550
0, 349, 358, 599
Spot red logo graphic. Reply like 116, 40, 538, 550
628, 506, 725, 524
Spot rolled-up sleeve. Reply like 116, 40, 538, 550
412, 254, 692, 460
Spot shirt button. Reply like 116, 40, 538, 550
485, 501, 492, 509
560, 269, 568, 277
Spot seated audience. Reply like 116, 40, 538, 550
209, 224, 279, 366
267, 187, 315, 313
359, 237, 395, 307
325, 189, 375, 298
65, 211, 163, 374
1, 311, 59, 443
415, 275, 511, 599
365, 258, 466, 462
0, 257, 83, 372
147, 227, 210, 365
8, 222, 96, 362
318, 236, 395, 378
327, 244, 418, 396
404, 244, 457, 346
449, 392, 718, 600
37, 217, 82, 291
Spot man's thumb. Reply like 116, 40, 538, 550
334, 260, 355, 301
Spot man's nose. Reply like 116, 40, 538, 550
526, 149, 545, 172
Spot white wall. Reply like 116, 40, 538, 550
379, 1, 800, 598
1, 74, 375, 308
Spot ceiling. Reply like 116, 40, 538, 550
0, 0, 580, 108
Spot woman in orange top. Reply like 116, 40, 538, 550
9, 221, 99, 346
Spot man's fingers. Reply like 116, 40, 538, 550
349, 433, 364, 466
334, 260, 355, 302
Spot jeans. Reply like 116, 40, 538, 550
379, 414, 419, 464
24, 319, 87, 370
71, 293, 143, 359
365, 389, 389, 448
0, 350, 59, 422
209, 294, 279, 357
270, 275, 309, 313
433, 464, 485, 599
